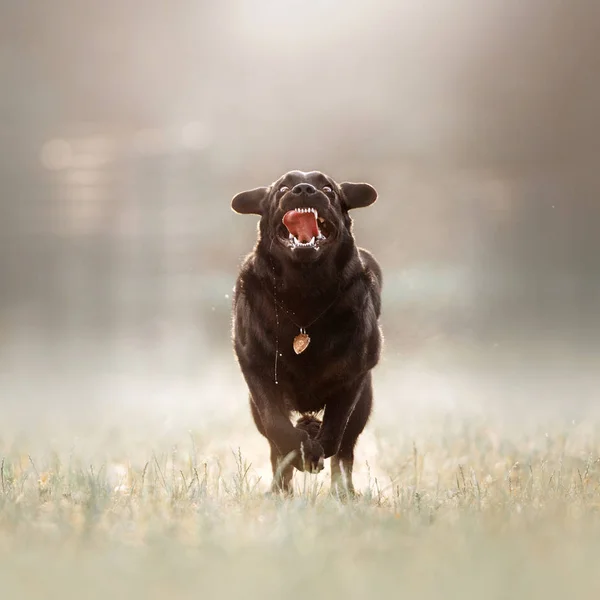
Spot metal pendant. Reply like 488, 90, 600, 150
293, 329, 310, 355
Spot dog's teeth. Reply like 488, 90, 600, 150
310, 237, 315, 244
317, 232, 325, 240
318, 217, 324, 223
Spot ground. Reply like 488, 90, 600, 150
1, 411, 600, 600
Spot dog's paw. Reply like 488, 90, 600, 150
295, 414, 322, 440
265, 484, 293, 497
294, 439, 325, 473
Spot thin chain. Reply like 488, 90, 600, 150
271, 290, 341, 332
272, 262, 280, 385
268, 258, 341, 382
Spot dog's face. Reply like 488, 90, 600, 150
231, 170, 377, 263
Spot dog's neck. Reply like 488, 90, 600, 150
254, 239, 360, 317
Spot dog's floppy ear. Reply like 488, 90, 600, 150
231, 187, 269, 215
340, 182, 377, 210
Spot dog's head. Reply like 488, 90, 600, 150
231, 170, 377, 264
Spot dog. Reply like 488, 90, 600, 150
231, 170, 382, 496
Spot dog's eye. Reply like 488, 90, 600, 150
322, 186, 333, 194
279, 186, 289, 193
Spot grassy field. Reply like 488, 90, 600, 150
1, 412, 600, 600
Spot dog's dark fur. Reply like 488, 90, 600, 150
231, 170, 382, 496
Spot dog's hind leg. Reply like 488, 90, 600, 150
331, 453, 354, 499
331, 381, 373, 499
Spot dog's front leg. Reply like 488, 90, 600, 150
316, 376, 368, 459
244, 372, 325, 472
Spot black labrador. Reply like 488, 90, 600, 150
231, 170, 383, 496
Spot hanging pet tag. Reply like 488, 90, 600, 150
293, 330, 310, 354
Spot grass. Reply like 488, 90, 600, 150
1, 415, 600, 600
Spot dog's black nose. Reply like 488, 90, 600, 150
291, 183, 316, 195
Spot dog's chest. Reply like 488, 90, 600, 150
276, 322, 362, 412
278, 315, 348, 364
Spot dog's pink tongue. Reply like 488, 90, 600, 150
283, 210, 319, 243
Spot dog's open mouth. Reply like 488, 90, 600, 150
282, 208, 330, 250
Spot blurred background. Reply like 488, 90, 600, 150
1, 0, 599, 441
